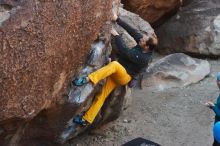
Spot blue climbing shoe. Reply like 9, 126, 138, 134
73, 115, 87, 126
72, 77, 88, 86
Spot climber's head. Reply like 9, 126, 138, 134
139, 34, 158, 52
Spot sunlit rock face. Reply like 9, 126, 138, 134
156, 0, 220, 56
0, 0, 114, 145
121, 0, 182, 25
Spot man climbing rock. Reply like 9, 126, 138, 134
72, 13, 158, 126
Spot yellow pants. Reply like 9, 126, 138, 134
83, 61, 131, 123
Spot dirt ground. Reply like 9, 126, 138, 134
65, 58, 220, 146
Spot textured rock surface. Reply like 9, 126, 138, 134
156, 0, 220, 56
0, 0, 114, 145
142, 53, 210, 90
0, 0, 112, 121
121, 0, 182, 25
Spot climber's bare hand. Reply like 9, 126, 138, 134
111, 27, 119, 36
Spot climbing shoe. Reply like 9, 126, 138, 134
72, 77, 88, 86
73, 115, 87, 126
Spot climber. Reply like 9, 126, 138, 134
72, 13, 158, 126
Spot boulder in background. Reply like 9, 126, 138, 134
143, 53, 210, 90
121, 0, 182, 26
156, 0, 220, 56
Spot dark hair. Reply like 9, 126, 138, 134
146, 38, 157, 51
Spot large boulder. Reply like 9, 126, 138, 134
156, 0, 220, 56
143, 53, 210, 90
0, 0, 112, 122
121, 0, 182, 25
0, 0, 116, 145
